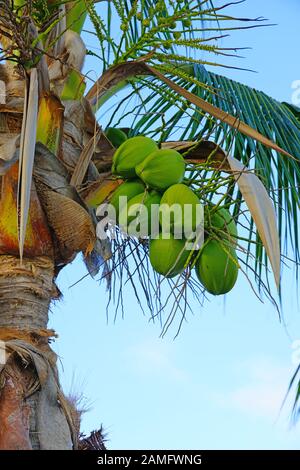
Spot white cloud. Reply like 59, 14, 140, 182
215, 357, 294, 420
127, 339, 188, 382
228, 383, 285, 419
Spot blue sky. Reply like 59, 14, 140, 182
50, 0, 300, 449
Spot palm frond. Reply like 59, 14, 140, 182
79, 427, 108, 450
282, 102, 300, 122
85, 0, 266, 75
105, 65, 300, 287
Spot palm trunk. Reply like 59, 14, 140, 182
0, 255, 75, 449
0, 67, 96, 449
0, 11, 104, 447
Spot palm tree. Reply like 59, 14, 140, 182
0, 0, 299, 449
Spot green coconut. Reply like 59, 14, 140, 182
112, 136, 158, 178
149, 233, 191, 278
205, 205, 238, 244
195, 239, 238, 295
109, 180, 145, 220
136, 148, 185, 191
119, 190, 161, 237
159, 183, 203, 236
105, 127, 128, 148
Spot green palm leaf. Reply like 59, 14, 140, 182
85, 0, 264, 73
107, 65, 300, 284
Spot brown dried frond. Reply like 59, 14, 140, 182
38, 187, 96, 263
78, 427, 108, 451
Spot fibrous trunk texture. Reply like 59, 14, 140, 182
0, 41, 106, 448
0, 256, 75, 449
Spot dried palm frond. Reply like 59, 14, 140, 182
0, 134, 19, 175
228, 156, 280, 288
0, 62, 25, 113
0, 163, 53, 257
70, 129, 102, 188
0, 338, 75, 450
38, 187, 96, 263
79, 427, 108, 451
36, 93, 64, 155
18, 68, 39, 261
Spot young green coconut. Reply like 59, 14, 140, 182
112, 136, 158, 178
105, 127, 128, 148
149, 232, 192, 278
195, 239, 239, 295
109, 180, 146, 220
205, 205, 238, 245
119, 190, 161, 237
136, 148, 185, 191
159, 183, 203, 236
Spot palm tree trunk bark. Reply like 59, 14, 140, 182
0, 40, 96, 449
0, 255, 74, 449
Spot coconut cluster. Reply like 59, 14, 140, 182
107, 129, 239, 295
